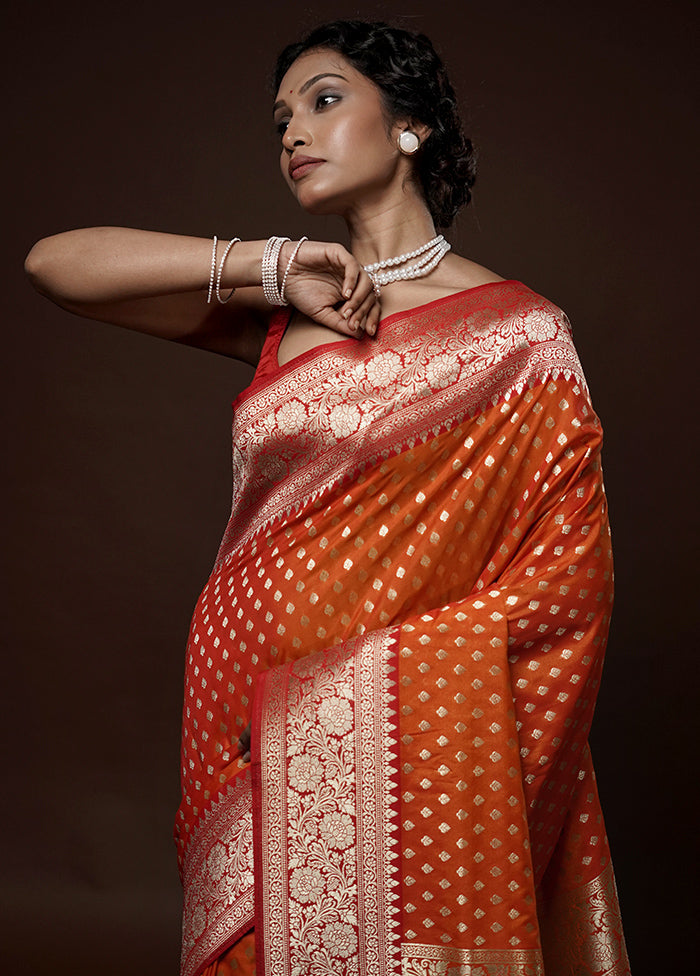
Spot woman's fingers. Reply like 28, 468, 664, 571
347, 289, 379, 334
237, 722, 251, 762
365, 300, 382, 337
340, 270, 379, 330
341, 260, 361, 301
283, 240, 381, 337
317, 290, 380, 336
314, 305, 363, 335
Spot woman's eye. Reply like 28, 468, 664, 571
274, 93, 338, 137
316, 93, 339, 110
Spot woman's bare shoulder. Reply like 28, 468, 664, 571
376, 254, 506, 320
437, 253, 505, 290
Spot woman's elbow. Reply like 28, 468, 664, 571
24, 237, 57, 296
24, 231, 90, 303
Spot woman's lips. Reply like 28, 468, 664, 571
289, 158, 325, 181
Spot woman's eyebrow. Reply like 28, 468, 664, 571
273, 73, 349, 115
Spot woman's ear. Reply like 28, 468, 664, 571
393, 119, 433, 151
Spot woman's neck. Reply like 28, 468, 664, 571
344, 194, 439, 268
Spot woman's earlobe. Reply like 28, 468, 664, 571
395, 120, 432, 154
398, 130, 421, 155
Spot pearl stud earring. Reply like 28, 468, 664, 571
398, 130, 421, 155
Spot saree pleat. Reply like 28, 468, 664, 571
176, 281, 630, 975
200, 933, 256, 976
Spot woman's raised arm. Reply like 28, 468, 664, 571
24, 227, 276, 363
24, 227, 379, 365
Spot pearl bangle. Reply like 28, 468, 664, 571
262, 236, 290, 305
279, 237, 308, 305
206, 235, 218, 304
214, 238, 241, 304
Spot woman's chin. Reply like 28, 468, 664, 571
293, 185, 345, 217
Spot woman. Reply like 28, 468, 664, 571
25, 19, 629, 976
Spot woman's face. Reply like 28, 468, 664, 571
273, 49, 409, 216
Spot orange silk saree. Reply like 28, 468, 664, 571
176, 281, 630, 976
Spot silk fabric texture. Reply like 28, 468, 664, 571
176, 281, 630, 976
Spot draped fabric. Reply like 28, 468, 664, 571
176, 281, 630, 976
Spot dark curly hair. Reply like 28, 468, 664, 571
273, 20, 476, 229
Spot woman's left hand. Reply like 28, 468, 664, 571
280, 239, 381, 337
236, 722, 252, 763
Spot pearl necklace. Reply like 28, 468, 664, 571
363, 234, 451, 292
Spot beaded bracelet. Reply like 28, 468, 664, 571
206, 235, 218, 304
214, 238, 241, 304
279, 237, 308, 305
261, 236, 290, 305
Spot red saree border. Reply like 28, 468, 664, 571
253, 629, 401, 975
180, 770, 255, 976
240, 281, 524, 403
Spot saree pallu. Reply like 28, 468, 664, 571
176, 281, 630, 976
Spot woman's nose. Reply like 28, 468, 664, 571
282, 119, 311, 152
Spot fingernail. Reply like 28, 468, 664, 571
345, 288, 352, 298
343, 307, 352, 319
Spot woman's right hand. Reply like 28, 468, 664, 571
280, 239, 381, 337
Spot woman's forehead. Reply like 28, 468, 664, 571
275, 49, 359, 100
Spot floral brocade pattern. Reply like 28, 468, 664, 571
286, 674, 360, 965
254, 630, 401, 975
181, 772, 254, 976
215, 283, 585, 568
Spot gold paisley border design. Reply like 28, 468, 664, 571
180, 769, 254, 976
256, 629, 401, 975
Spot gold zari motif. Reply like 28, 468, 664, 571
401, 944, 544, 975
256, 630, 401, 975
539, 862, 630, 974
181, 772, 254, 976
177, 283, 630, 975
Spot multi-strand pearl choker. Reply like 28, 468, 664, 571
363, 234, 451, 292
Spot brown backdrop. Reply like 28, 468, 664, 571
2, 1, 697, 973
